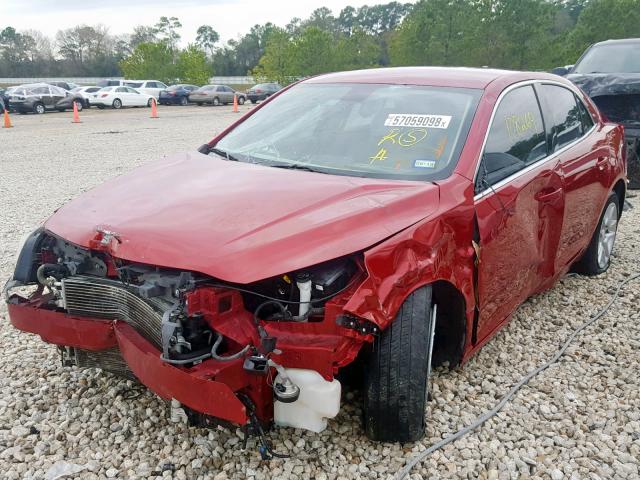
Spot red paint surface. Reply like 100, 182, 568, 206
8, 68, 628, 425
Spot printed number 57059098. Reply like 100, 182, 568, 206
385, 114, 452, 129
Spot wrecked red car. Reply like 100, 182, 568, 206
5, 68, 626, 448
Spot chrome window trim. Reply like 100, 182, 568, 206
473, 79, 596, 201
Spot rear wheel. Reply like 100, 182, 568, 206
251, 99, 257, 104
573, 192, 619, 275
364, 285, 434, 442
112, 99, 122, 109
147, 98, 153, 107
33, 102, 45, 114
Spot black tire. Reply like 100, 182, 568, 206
97, 105, 105, 109
33, 102, 45, 114
250, 100, 257, 104
147, 98, 154, 107
238, 96, 245, 105
364, 285, 434, 442
573, 192, 619, 275
112, 99, 122, 109
180, 96, 188, 106
74, 100, 83, 112
213, 97, 220, 106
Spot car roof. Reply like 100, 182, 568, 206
305, 66, 563, 90
593, 38, 640, 46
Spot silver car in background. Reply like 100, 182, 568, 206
188, 85, 246, 106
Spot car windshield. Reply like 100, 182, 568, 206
214, 82, 482, 180
573, 43, 640, 74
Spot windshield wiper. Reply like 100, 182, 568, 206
268, 163, 323, 173
210, 147, 240, 162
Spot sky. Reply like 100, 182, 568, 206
0, 0, 399, 45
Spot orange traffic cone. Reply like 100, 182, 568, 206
150, 98, 159, 118
72, 101, 81, 124
232, 94, 239, 113
3, 109, 12, 128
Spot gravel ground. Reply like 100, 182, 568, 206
1, 106, 639, 480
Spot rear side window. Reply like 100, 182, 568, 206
538, 84, 583, 152
477, 85, 546, 191
575, 95, 595, 132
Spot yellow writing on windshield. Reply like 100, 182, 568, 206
369, 148, 389, 164
377, 128, 428, 148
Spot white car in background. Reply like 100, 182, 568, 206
92, 86, 155, 109
71, 86, 101, 107
124, 80, 168, 99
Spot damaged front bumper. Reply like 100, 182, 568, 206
7, 299, 251, 424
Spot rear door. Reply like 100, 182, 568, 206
536, 84, 610, 271
474, 84, 565, 342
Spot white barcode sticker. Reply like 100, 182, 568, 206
384, 114, 452, 129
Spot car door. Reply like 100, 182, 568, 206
222, 86, 234, 103
114, 87, 131, 106
474, 83, 565, 342
536, 84, 610, 271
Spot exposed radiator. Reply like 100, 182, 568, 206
62, 276, 170, 348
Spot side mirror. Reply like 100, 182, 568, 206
551, 65, 573, 76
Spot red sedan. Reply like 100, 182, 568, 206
5, 67, 626, 447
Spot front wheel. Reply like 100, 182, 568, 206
112, 99, 122, 109
364, 285, 435, 442
573, 192, 619, 275
74, 100, 83, 112
238, 96, 245, 105
33, 102, 45, 114
212, 97, 220, 106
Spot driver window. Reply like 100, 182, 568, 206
476, 85, 546, 193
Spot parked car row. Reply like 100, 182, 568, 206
1, 80, 283, 115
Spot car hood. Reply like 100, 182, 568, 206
45, 152, 440, 283
567, 73, 640, 97
568, 73, 640, 126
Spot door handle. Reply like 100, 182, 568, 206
596, 156, 608, 171
535, 187, 562, 204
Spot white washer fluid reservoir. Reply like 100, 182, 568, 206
273, 368, 341, 433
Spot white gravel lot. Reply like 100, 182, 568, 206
1, 105, 639, 480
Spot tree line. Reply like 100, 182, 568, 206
0, 0, 638, 84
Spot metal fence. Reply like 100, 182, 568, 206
0, 76, 256, 86
209, 76, 255, 84
0, 77, 123, 85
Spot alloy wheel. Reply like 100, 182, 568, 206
597, 202, 618, 269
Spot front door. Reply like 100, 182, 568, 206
474, 84, 565, 343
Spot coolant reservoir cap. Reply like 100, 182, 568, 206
295, 271, 311, 283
